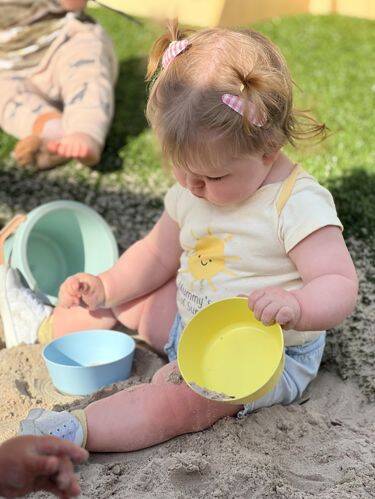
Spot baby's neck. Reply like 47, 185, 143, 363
261, 152, 296, 187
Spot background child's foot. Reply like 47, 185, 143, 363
13, 112, 69, 170
47, 133, 102, 167
0, 265, 52, 348
13, 136, 69, 170
20, 409, 84, 446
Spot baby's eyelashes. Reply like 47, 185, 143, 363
205, 175, 226, 182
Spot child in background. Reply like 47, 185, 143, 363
0, 0, 118, 169
0, 435, 88, 497
4, 22, 358, 451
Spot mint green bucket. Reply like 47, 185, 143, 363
4, 201, 119, 305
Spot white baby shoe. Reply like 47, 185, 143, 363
19, 408, 85, 446
0, 264, 52, 348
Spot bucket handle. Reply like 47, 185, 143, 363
0, 214, 27, 265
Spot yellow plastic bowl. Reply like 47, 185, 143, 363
177, 297, 284, 404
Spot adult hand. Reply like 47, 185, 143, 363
0, 435, 88, 498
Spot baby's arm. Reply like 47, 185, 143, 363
287, 225, 358, 330
99, 210, 182, 308
59, 0, 87, 11
249, 226, 358, 330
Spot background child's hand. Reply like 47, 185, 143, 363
248, 287, 301, 329
58, 273, 106, 310
0, 435, 88, 498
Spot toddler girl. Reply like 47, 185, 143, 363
0, 0, 118, 169
4, 22, 358, 451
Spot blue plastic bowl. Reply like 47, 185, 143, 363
43, 330, 136, 396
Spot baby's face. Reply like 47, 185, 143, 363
173, 153, 272, 206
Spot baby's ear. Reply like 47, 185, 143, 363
262, 150, 279, 166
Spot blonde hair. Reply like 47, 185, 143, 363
146, 20, 325, 171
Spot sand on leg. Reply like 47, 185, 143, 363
85, 361, 241, 452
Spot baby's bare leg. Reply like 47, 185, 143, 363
51, 277, 176, 348
113, 277, 177, 354
85, 362, 241, 452
52, 305, 117, 338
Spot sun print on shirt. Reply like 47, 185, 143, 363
179, 228, 240, 291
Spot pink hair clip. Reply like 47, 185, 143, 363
222, 93, 266, 127
162, 39, 190, 69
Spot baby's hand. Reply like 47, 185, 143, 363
0, 435, 88, 498
248, 287, 301, 329
58, 273, 106, 310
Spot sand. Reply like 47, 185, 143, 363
0, 237, 374, 498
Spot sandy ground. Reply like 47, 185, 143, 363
0, 237, 374, 498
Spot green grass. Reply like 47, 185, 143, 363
1, 11, 374, 239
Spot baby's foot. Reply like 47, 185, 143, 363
19, 409, 84, 446
0, 265, 52, 348
47, 133, 102, 167
13, 135, 69, 170
13, 113, 68, 170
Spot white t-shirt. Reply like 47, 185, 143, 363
164, 168, 343, 346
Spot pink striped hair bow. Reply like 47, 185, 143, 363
222, 93, 266, 127
162, 39, 190, 69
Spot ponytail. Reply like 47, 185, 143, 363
146, 19, 192, 81
231, 66, 284, 134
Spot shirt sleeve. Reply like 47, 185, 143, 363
278, 177, 343, 253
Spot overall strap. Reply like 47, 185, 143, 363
276, 164, 303, 216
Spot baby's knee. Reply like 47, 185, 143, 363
155, 371, 239, 432
173, 385, 238, 433
152, 361, 181, 385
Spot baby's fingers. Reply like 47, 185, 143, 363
66, 276, 84, 295
79, 277, 104, 310
252, 295, 274, 322
58, 279, 80, 308
259, 302, 282, 326
78, 281, 90, 294
79, 288, 100, 311
58, 289, 80, 309
275, 306, 294, 327
248, 289, 265, 310
60, 294, 80, 309
59, 275, 88, 308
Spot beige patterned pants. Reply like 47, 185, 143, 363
0, 19, 118, 146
